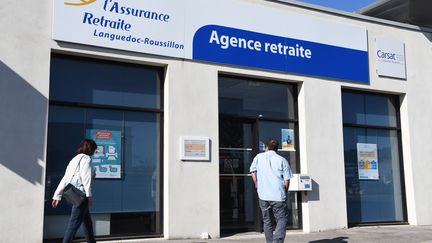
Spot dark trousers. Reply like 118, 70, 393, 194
259, 199, 288, 243
62, 200, 96, 243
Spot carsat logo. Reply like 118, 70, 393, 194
64, 0, 96, 6
377, 50, 404, 62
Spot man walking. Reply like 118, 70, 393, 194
250, 139, 293, 243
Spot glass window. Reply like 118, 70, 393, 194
219, 76, 296, 120
344, 128, 403, 223
342, 92, 398, 127
45, 55, 163, 238
342, 90, 405, 224
45, 106, 86, 215
82, 109, 160, 213
45, 107, 162, 234
122, 111, 160, 212
50, 55, 162, 109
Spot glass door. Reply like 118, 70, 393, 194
218, 75, 300, 233
258, 120, 300, 229
219, 118, 301, 233
219, 118, 256, 233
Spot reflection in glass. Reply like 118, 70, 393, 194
342, 92, 398, 127
219, 119, 255, 232
220, 150, 253, 175
220, 174, 255, 232
50, 54, 162, 109
219, 77, 296, 120
45, 106, 87, 215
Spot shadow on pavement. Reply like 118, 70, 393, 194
309, 236, 349, 243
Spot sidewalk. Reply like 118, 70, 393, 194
102, 225, 432, 243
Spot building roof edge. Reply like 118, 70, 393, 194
267, 0, 432, 33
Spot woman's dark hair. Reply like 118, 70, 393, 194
76, 139, 97, 156
266, 139, 279, 151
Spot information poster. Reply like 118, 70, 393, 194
281, 129, 295, 151
357, 143, 379, 180
87, 129, 122, 179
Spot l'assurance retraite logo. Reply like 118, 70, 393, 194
64, 0, 96, 6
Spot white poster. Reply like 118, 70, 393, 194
281, 128, 295, 151
375, 37, 406, 79
357, 143, 379, 180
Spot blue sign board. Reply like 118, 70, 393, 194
193, 25, 369, 83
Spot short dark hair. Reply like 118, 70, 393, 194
76, 139, 97, 156
266, 139, 279, 151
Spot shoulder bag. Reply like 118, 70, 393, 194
62, 155, 87, 207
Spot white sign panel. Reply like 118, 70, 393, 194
54, 0, 186, 58
357, 143, 379, 180
375, 37, 406, 79
53, 0, 369, 83
180, 136, 210, 161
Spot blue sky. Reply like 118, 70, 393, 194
297, 0, 378, 12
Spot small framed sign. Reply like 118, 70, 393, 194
180, 136, 210, 161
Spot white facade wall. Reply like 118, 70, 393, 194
164, 61, 220, 238
400, 31, 432, 225
0, 1, 51, 243
298, 80, 348, 232
1, 0, 432, 242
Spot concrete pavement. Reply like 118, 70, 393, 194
102, 225, 432, 243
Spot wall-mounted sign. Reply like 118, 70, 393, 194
53, 0, 369, 83
357, 143, 379, 180
180, 136, 210, 161
375, 37, 406, 79
87, 129, 122, 179
281, 128, 295, 151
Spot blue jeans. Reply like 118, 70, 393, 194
62, 200, 96, 243
259, 199, 288, 243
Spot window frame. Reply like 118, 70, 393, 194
44, 53, 165, 239
341, 89, 407, 226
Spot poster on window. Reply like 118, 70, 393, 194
357, 143, 379, 180
87, 129, 122, 179
281, 129, 295, 151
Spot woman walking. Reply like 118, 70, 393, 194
52, 139, 97, 243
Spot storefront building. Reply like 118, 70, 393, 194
1, 0, 432, 242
